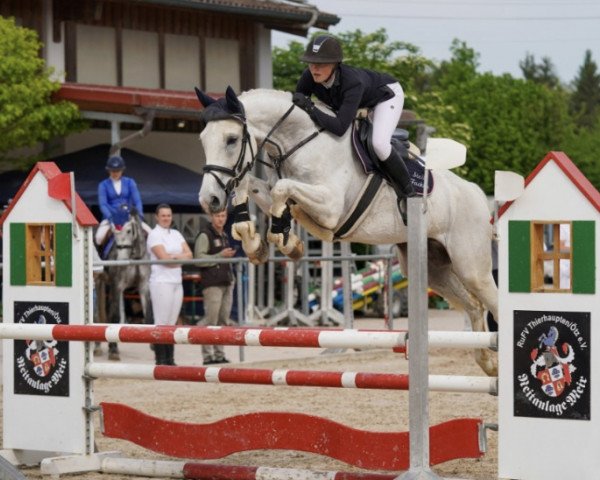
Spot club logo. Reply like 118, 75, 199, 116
514, 310, 590, 420
13, 302, 70, 397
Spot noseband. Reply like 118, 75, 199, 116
202, 106, 322, 196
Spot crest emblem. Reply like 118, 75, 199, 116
529, 326, 575, 398
513, 310, 590, 420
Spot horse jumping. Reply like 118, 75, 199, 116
195, 87, 498, 376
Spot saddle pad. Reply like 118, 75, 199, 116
406, 157, 434, 195
351, 123, 434, 195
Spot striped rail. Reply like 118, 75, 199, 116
0, 324, 498, 350
94, 458, 402, 479
86, 363, 498, 394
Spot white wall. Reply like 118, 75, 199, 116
43, 0, 65, 82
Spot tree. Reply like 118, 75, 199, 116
0, 16, 83, 170
519, 53, 560, 89
570, 49, 600, 129
561, 123, 600, 190
437, 72, 574, 192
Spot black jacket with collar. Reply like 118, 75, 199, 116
196, 225, 233, 288
295, 64, 397, 136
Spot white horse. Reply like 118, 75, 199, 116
196, 87, 498, 376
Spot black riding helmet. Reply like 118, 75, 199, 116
300, 35, 343, 64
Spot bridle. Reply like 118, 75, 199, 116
201, 115, 255, 197
201, 106, 322, 197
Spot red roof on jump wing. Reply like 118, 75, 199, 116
0, 162, 98, 229
497, 151, 600, 219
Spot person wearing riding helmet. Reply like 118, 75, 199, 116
95, 154, 151, 246
293, 34, 415, 219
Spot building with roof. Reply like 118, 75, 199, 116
1, 0, 339, 173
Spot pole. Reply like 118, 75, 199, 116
398, 198, 441, 480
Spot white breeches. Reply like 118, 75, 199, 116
372, 82, 404, 160
150, 282, 183, 326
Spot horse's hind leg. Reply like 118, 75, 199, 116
397, 243, 497, 376
428, 266, 497, 376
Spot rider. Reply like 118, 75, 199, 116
95, 154, 151, 247
292, 35, 415, 219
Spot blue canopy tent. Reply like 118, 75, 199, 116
0, 144, 203, 214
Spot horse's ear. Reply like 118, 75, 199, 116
225, 86, 244, 115
195, 87, 216, 108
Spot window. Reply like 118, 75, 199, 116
10, 223, 72, 287
26, 224, 55, 285
509, 220, 595, 294
531, 222, 571, 292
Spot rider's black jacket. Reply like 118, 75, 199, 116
295, 64, 397, 137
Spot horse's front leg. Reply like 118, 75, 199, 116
268, 179, 343, 260
230, 197, 269, 265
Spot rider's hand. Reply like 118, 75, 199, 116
292, 93, 315, 114
220, 247, 236, 258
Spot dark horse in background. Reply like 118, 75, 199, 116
98, 210, 152, 360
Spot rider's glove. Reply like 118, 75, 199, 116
292, 93, 315, 115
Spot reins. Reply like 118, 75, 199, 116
202, 104, 322, 194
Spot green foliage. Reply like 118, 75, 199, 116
436, 71, 574, 193
561, 123, 600, 190
272, 41, 307, 92
0, 16, 84, 170
519, 53, 560, 89
569, 50, 600, 130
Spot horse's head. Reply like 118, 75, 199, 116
195, 86, 255, 213
111, 216, 146, 261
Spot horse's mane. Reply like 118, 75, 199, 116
238, 88, 330, 134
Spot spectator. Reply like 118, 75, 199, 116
95, 154, 151, 247
147, 204, 192, 365
194, 209, 236, 364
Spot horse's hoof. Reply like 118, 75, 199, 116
287, 242, 304, 261
476, 349, 497, 377
252, 240, 269, 263
93, 347, 103, 356
108, 351, 121, 361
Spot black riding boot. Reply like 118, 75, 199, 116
379, 149, 416, 225
165, 345, 176, 366
108, 342, 120, 361
154, 344, 167, 365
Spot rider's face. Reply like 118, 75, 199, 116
308, 63, 336, 84
155, 207, 173, 228
108, 169, 124, 180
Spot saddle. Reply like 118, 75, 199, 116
351, 118, 433, 195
